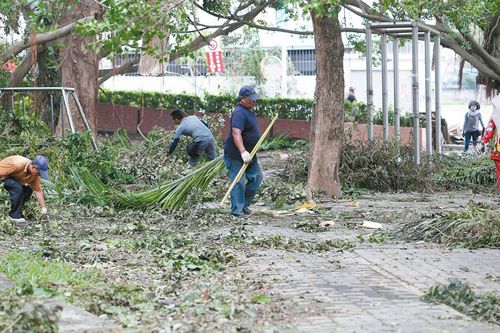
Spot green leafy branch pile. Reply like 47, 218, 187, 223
423, 279, 499, 324
394, 202, 500, 248
283, 139, 497, 192
433, 155, 497, 190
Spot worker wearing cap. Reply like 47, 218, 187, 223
0, 155, 49, 222
223, 85, 264, 218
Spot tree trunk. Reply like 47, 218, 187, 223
57, 2, 101, 136
307, 7, 344, 199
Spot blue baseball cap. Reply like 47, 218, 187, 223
32, 155, 49, 180
239, 85, 260, 101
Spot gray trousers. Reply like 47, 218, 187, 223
188, 139, 217, 167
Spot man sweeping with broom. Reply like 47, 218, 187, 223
223, 86, 264, 218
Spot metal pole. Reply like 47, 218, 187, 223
281, 44, 287, 97
61, 88, 76, 135
61, 97, 65, 139
425, 31, 432, 156
365, 23, 374, 140
412, 22, 420, 164
435, 35, 442, 155
393, 38, 401, 162
10, 94, 14, 115
50, 94, 55, 134
69, 91, 99, 152
381, 33, 389, 141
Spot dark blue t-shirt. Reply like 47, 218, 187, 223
224, 103, 261, 162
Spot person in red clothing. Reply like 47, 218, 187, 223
479, 83, 500, 192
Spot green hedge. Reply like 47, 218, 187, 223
98, 90, 416, 125
98, 90, 204, 113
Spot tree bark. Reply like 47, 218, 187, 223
307, 7, 345, 199
57, 3, 101, 136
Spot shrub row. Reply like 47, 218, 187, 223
98, 89, 416, 125
98, 90, 315, 120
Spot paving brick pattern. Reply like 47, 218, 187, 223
241, 248, 498, 332
235, 192, 500, 332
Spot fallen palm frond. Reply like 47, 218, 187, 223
394, 202, 500, 248
43, 156, 225, 210
117, 156, 224, 209
42, 168, 113, 206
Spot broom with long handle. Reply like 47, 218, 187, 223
220, 114, 279, 205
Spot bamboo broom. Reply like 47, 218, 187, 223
220, 114, 279, 205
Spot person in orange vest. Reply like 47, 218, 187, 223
0, 155, 49, 222
478, 83, 500, 192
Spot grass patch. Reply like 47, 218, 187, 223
423, 279, 499, 324
0, 251, 98, 297
394, 202, 500, 248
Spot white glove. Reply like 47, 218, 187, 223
241, 151, 252, 164
41, 207, 48, 215
476, 142, 484, 153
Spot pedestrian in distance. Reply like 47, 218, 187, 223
166, 109, 217, 167
223, 85, 264, 218
462, 100, 485, 152
0, 155, 49, 223
478, 83, 500, 192
347, 86, 357, 102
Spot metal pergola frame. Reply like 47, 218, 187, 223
0, 87, 98, 151
365, 21, 441, 164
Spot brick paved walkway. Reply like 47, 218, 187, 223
234, 192, 500, 332
240, 247, 498, 332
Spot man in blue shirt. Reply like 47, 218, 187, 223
166, 109, 217, 167
223, 85, 263, 218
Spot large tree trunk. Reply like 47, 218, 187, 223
57, 2, 101, 136
307, 7, 344, 199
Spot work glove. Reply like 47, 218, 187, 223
241, 151, 252, 164
41, 207, 48, 215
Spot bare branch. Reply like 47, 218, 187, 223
343, 5, 394, 23
243, 20, 365, 34
9, 46, 43, 87
440, 33, 500, 81
1, 16, 92, 64
464, 33, 500, 75
98, 58, 140, 86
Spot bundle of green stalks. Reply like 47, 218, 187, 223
117, 156, 225, 209
395, 202, 500, 248
44, 156, 225, 210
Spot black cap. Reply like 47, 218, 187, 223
239, 85, 260, 101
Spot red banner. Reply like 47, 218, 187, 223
205, 39, 224, 73
206, 51, 224, 73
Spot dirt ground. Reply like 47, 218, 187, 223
0, 151, 499, 332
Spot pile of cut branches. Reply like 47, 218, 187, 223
394, 202, 500, 248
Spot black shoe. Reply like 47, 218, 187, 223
242, 207, 253, 216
